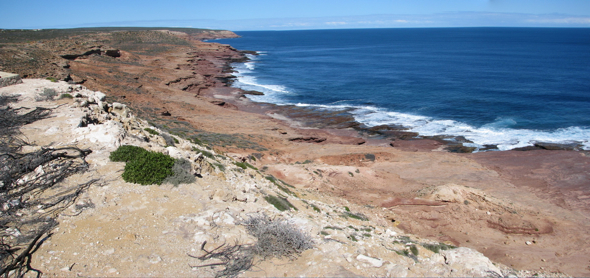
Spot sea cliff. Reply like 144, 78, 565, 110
1, 28, 588, 277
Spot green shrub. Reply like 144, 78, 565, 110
122, 151, 174, 185
144, 127, 159, 135
58, 93, 73, 99
46, 77, 57, 82
264, 195, 297, 211
310, 204, 321, 213
235, 161, 257, 170
163, 158, 195, 186
110, 145, 176, 185
342, 211, 368, 221
265, 175, 296, 196
409, 245, 419, 256
421, 242, 456, 253
193, 148, 214, 159
109, 145, 148, 162
213, 162, 226, 172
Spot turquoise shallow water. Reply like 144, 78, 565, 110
215, 28, 590, 151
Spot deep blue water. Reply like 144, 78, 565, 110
215, 28, 590, 151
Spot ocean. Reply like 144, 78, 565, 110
214, 28, 590, 151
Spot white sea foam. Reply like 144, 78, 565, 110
351, 106, 590, 151
281, 102, 590, 151
232, 61, 293, 104
230, 60, 590, 152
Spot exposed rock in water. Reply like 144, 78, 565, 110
445, 144, 477, 153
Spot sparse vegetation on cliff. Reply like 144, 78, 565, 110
110, 145, 176, 185
191, 214, 313, 277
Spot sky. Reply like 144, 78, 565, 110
1, 0, 590, 30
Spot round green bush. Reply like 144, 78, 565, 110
109, 145, 148, 162
121, 151, 175, 185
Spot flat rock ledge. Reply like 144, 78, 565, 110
0, 71, 23, 88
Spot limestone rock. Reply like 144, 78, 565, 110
357, 254, 384, 268
441, 247, 503, 277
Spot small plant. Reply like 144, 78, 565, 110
109, 145, 148, 162
242, 214, 314, 259
161, 133, 175, 146
234, 161, 257, 170
58, 93, 73, 99
163, 158, 196, 186
348, 172, 354, 177
213, 162, 226, 172
393, 236, 414, 245
310, 204, 321, 213
265, 176, 296, 196
144, 127, 159, 135
193, 147, 215, 159
46, 77, 57, 82
36, 88, 58, 101
191, 213, 312, 277
342, 211, 368, 221
409, 245, 419, 256
421, 242, 457, 253
263, 195, 297, 211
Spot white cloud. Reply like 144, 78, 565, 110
526, 17, 590, 24
45, 12, 590, 31
325, 21, 348, 25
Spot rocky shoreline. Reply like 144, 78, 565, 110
1, 28, 590, 276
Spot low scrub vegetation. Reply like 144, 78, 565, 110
263, 194, 297, 211
190, 214, 313, 277
144, 127, 159, 135
110, 145, 194, 185
35, 88, 58, 101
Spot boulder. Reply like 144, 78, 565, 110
104, 49, 121, 58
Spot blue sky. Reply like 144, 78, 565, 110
1, 0, 590, 30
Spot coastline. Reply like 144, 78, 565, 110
1, 28, 589, 276
207, 44, 590, 275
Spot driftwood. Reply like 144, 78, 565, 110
0, 94, 95, 277
188, 241, 255, 278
